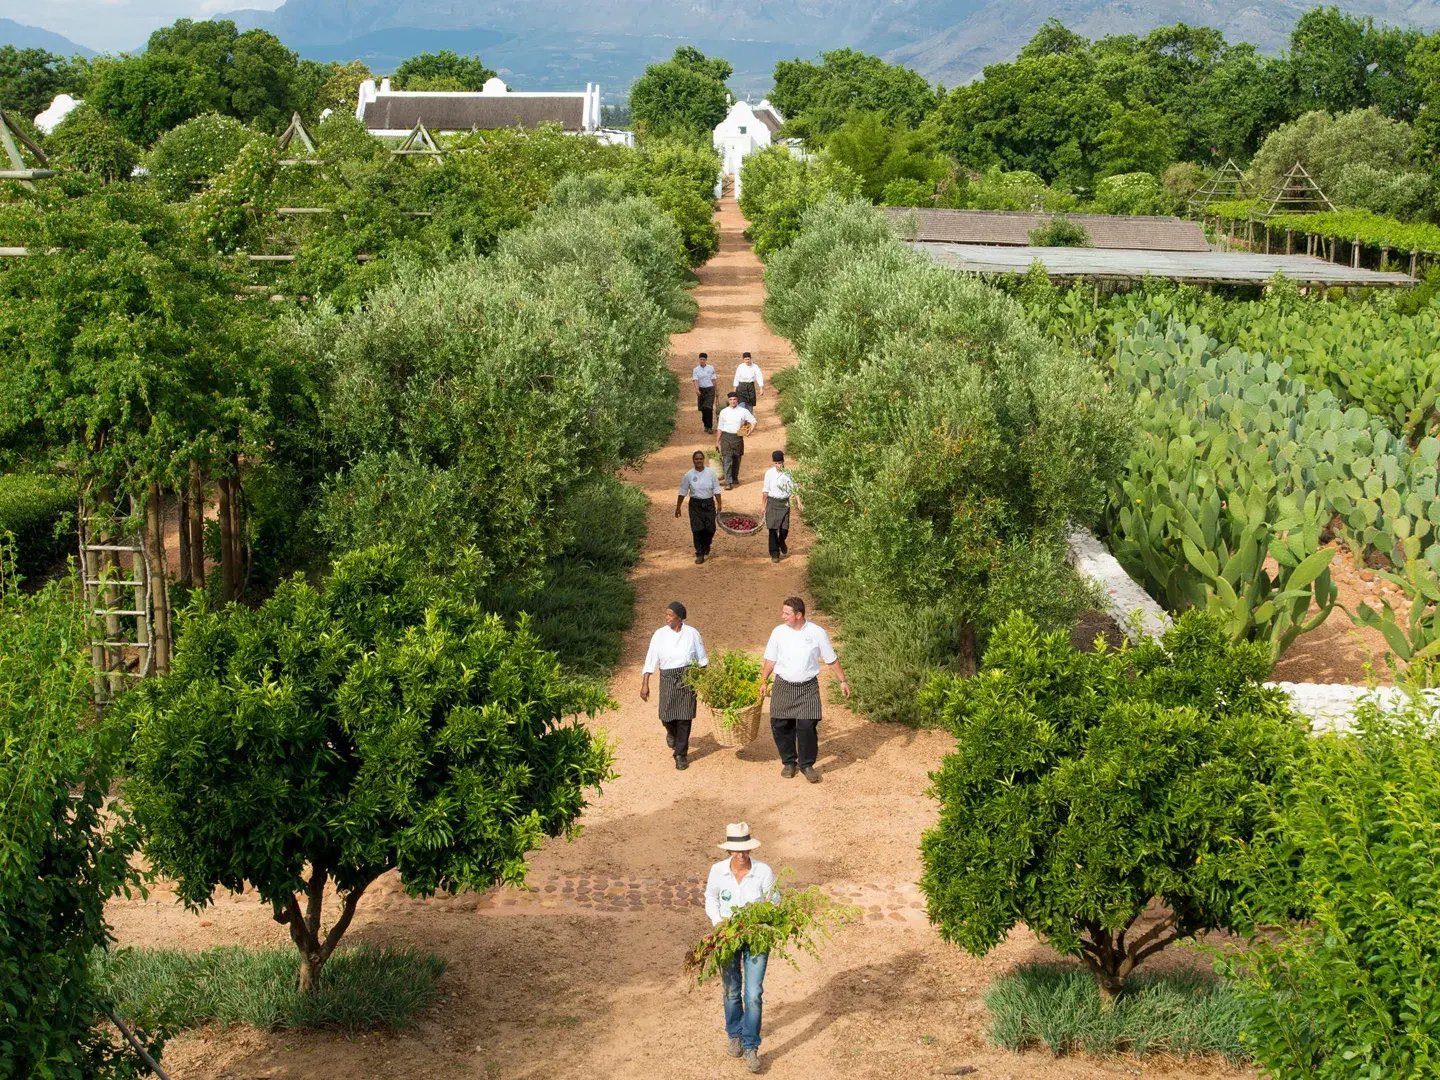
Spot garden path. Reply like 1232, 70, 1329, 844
107, 199, 1252, 1080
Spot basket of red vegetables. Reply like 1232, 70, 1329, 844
717, 512, 761, 537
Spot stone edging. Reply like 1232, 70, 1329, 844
1065, 526, 1416, 732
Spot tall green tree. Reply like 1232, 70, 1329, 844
629, 46, 731, 142
0, 46, 88, 118
0, 561, 146, 1080
1288, 7, 1422, 119
824, 110, 947, 202
123, 545, 615, 993
770, 49, 936, 141
390, 50, 495, 91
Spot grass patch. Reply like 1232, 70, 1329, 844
95, 944, 445, 1033
985, 964, 1246, 1064
481, 475, 648, 678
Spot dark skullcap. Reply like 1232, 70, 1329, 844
699, 352, 708, 358
667, 601, 687, 621
772, 450, 784, 462
742, 351, 752, 358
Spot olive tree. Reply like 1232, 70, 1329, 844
123, 545, 614, 993
920, 611, 1306, 999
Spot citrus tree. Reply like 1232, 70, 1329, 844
920, 611, 1306, 999
122, 545, 615, 993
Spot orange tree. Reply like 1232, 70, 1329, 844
920, 611, 1305, 999
121, 545, 614, 993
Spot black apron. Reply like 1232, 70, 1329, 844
736, 381, 757, 409
659, 666, 697, 722
689, 495, 716, 533
697, 385, 715, 411
770, 676, 822, 720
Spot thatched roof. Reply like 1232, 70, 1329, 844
362, 93, 587, 133
885, 208, 1210, 252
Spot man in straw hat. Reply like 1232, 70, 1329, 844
640, 601, 708, 770
760, 596, 849, 783
705, 822, 778, 1073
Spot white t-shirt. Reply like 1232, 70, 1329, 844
643, 623, 708, 674
705, 858, 778, 925
715, 405, 757, 434
693, 364, 716, 388
679, 467, 722, 499
734, 361, 765, 389
762, 466, 794, 499
763, 620, 837, 683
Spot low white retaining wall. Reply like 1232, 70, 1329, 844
1065, 526, 1416, 732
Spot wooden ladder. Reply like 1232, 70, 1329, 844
80, 519, 153, 704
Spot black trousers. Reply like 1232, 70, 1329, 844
697, 385, 715, 432
688, 497, 717, 557
720, 432, 744, 485
771, 716, 819, 769
664, 717, 693, 758
768, 526, 789, 558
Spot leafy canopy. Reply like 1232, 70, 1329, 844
629, 46, 732, 143
122, 545, 615, 989
920, 611, 1306, 996
391, 50, 495, 91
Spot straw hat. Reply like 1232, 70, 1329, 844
718, 822, 761, 851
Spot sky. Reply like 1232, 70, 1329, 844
0, 0, 285, 52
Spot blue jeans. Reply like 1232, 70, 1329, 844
720, 947, 768, 1051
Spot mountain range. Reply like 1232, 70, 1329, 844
219, 0, 1440, 93
0, 18, 95, 57
4, 0, 1440, 96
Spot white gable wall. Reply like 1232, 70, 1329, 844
714, 99, 783, 179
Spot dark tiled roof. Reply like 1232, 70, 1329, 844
884, 208, 1210, 252
362, 94, 586, 133
753, 107, 781, 134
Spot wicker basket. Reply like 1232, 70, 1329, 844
708, 700, 763, 747
717, 512, 762, 537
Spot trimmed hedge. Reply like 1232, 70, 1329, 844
0, 473, 78, 580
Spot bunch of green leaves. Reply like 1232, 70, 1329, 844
121, 544, 616, 993
1224, 696, 1440, 1077
684, 877, 860, 984
684, 650, 761, 728
0, 548, 147, 1079
145, 112, 255, 202
1091, 172, 1168, 215
920, 610, 1307, 998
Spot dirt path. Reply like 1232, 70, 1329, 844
108, 200, 1251, 1080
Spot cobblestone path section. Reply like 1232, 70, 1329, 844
458, 876, 929, 924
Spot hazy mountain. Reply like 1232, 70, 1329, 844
224, 0, 1440, 91
0, 18, 97, 57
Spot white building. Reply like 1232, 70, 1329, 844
713, 99, 784, 183
34, 94, 81, 135
355, 77, 632, 146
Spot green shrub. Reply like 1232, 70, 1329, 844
145, 113, 255, 202
920, 610, 1306, 998
0, 472, 78, 581
1227, 698, 1440, 1077
738, 145, 861, 257
1092, 172, 1167, 216
773, 202, 1131, 684
986, 965, 1246, 1062
95, 944, 445, 1033
0, 558, 146, 1079
1027, 215, 1092, 247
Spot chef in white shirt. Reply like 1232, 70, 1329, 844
761, 449, 797, 563
733, 352, 764, 414
759, 596, 849, 783
715, 390, 757, 489
693, 351, 717, 433
640, 601, 709, 769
